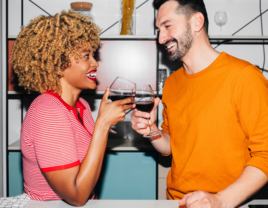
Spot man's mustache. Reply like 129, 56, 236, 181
162, 38, 178, 47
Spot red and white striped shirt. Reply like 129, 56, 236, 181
21, 91, 94, 201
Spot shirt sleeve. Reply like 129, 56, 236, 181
233, 65, 268, 177
161, 77, 171, 157
30, 101, 80, 172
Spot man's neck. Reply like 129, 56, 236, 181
181, 37, 220, 74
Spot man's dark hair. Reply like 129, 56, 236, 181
153, 0, 209, 35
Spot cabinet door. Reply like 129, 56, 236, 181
8, 152, 23, 197
95, 152, 157, 199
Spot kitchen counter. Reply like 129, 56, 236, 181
25, 200, 179, 208
24, 199, 268, 208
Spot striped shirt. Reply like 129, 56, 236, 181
21, 91, 94, 200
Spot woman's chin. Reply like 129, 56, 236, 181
86, 83, 97, 90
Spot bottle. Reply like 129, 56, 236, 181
119, 0, 136, 35
71, 2, 93, 20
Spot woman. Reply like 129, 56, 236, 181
10, 10, 134, 206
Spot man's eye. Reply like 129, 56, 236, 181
165, 25, 171, 28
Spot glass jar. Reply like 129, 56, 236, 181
71, 2, 93, 20
119, 0, 136, 35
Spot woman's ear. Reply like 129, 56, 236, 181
192, 12, 205, 33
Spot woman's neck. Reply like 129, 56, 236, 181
60, 88, 81, 107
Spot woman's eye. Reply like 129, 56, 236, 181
84, 54, 89, 59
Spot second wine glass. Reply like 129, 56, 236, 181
108, 77, 136, 134
135, 84, 161, 137
214, 11, 228, 35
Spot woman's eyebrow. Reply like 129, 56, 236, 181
81, 49, 91, 53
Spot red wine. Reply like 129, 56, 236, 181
135, 101, 154, 112
108, 95, 132, 102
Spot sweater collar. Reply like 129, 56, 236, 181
45, 91, 85, 111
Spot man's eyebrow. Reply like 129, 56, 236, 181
161, 20, 171, 26
156, 20, 171, 29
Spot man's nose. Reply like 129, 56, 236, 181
158, 30, 168, 45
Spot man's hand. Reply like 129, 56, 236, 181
179, 191, 228, 208
131, 97, 160, 136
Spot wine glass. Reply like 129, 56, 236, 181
214, 11, 228, 35
108, 77, 136, 134
135, 84, 161, 137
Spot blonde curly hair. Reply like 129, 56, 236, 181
10, 10, 101, 95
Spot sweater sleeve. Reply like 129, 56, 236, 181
233, 65, 268, 177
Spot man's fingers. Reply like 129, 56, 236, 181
152, 97, 160, 111
179, 193, 194, 206
131, 108, 150, 119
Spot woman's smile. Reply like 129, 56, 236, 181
86, 70, 97, 82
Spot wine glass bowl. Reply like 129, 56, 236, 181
109, 77, 136, 101
108, 77, 136, 134
135, 84, 161, 137
214, 11, 228, 35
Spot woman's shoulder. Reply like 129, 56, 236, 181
29, 93, 67, 113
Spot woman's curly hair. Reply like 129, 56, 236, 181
10, 10, 101, 95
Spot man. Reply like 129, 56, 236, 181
130, 0, 268, 207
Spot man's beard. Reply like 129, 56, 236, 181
165, 23, 193, 62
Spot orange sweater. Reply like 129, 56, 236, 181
161, 52, 268, 200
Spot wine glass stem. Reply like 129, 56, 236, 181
148, 119, 153, 134
220, 26, 222, 35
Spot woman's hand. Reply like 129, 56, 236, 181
97, 87, 135, 128
130, 97, 160, 136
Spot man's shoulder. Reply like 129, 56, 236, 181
223, 52, 253, 70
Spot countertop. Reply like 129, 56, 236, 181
24, 199, 268, 208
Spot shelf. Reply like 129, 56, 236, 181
8, 140, 21, 151
7, 90, 104, 96
209, 35, 268, 44
100, 35, 157, 40
8, 35, 158, 40
8, 90, 158, 95
8, 138, 155, 151
8, 35, 268, 41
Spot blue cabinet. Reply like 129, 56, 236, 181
8, 151, 157, 199
8, 152, 23, 197
96, 152, 157, 199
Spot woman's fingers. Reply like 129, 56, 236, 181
100, 87, 110, 107
118, 96, 134, 106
